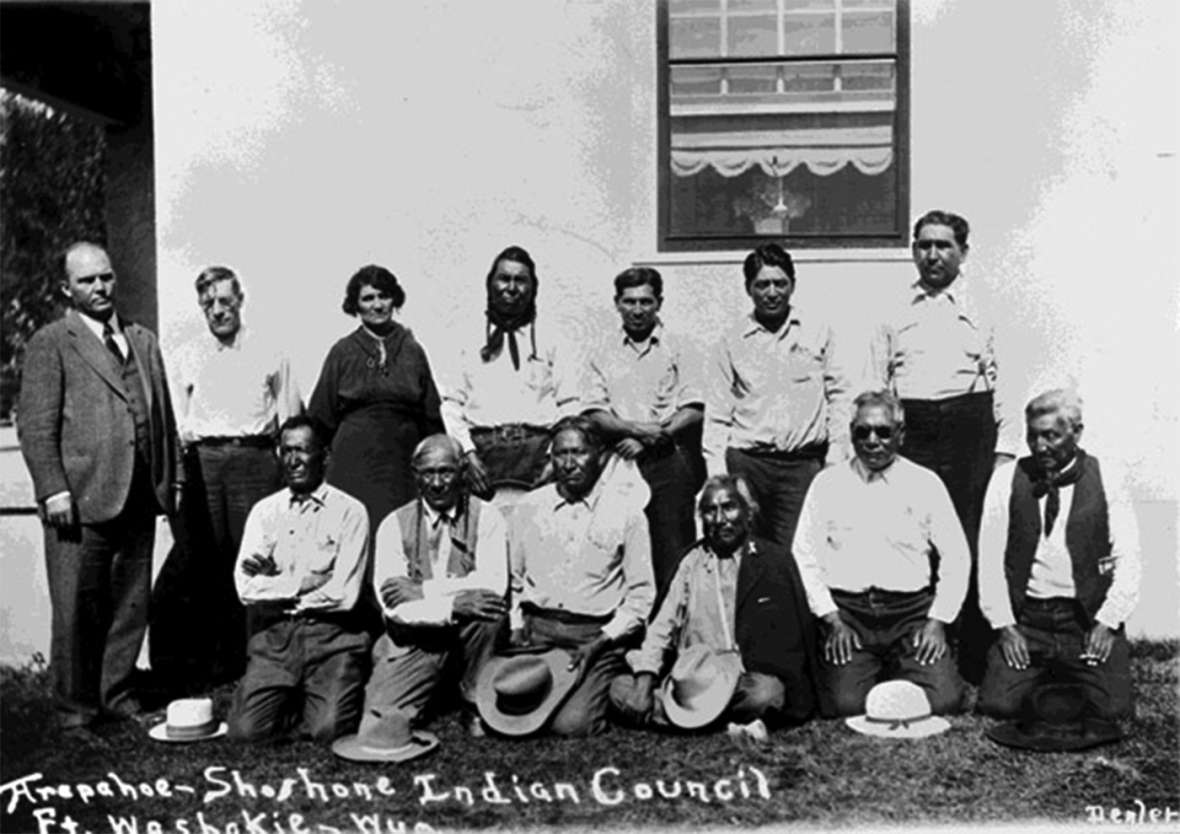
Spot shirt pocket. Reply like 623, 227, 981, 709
303, 533, 339, 585
524, 355, 553, 394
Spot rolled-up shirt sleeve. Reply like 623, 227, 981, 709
602, 511, 655, 642
1094, 464, 1142, 629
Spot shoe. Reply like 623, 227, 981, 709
465, 713, 488, 739
726, 718, 769, 744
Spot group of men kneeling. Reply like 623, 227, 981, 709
223, 382, 1138, 759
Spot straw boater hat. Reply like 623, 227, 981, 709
475, 647, 581, 736
332, 707, 439, 763
986, 683, 1123, 753
148, 698, 227, 743
845, 680, 951, 739
661, 645, 743, 730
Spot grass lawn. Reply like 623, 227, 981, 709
2, 641, 1177, 833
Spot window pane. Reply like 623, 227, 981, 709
726, 64, 779, 95
841, 0, 892, 8
784, 13, 836, 54
670, 0, 721, 13
784, 0, 835, 10
782, 62, 837, 93
670, 16, 721, 58
843, 10, 894, 52
840, 61, 894, 93
729, 0, 776, 10
671, 66, 725, 96
727, 14, 778, 57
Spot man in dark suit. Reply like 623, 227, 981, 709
18, 241, 182, 729
609, 473, 819, 733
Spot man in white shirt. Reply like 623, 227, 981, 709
360, 434, 509, 738
977, 390, 1140, 719
228, 416, 369, 743
793, 390, 970, 716
168, 266, 302, 682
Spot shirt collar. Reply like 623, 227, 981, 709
851, 456, 896, 484
741, 309, 800, 339
620, 320, 663, 352
422, 500, 458, 528
76, 310, 121, 340
911, 278, 961, 305
554, 477, 604, 512
212, 324, 246, 351
288, 482, 329, 508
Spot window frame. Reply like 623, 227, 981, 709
656, 0, 911, 252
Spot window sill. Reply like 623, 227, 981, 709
632, 247, 912, 267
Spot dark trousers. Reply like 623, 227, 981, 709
725, 447, 823, 550
901, 392, 996, 684
978, 597, 1132, 720
821, 587, 964, 717
524, 612, 626, 737
229, 615, 370, 743
44, 470, 157, 727
639, 444, 698, 602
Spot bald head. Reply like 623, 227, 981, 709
411, 434, 465, 511
62, 242, 116, 321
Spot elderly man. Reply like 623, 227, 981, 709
228, 416, 369, 743
508, 415, 655, 735
582, 266, 703, 597
359, 434, 508, 737
168, 265, 302, 683
439, 245, 579, 517
610, 474, 818, 731
18, 242, 182, 729
868, 210, 1017, 682
977, 390, 1141, 719
704, 243, 850, 549
792, 391, 970, 716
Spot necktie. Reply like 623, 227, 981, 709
102, 321, 124, 364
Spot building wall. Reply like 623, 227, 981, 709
1, 0, 1176, 663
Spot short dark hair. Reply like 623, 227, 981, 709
549, 414, 603, 452
742, 243, 795, 286
486, 245, 538, 291
195, 266, 242, 299
277, 415, 327, 450
613, 266, 663, 301
343, 265, 406, 316
913, 210, 970, 248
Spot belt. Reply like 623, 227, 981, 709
248, 601, 363, 633
736, 442, 827, 462
832, 586, 933, 601
471, 423, 549, 444
196, 435, 274, 449
521, 602, 612, 626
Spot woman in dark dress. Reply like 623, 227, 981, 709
309, 265, 444, 531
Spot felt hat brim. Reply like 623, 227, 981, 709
661, 674, 740, 730
985, 718, 1122, 752
148, 721, 227, 743
476, 647, 581, 737
332, 729, 439, 763
845, 714, 950, 739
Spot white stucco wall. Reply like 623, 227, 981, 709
1, 0, 1176, 664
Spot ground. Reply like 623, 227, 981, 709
1, 642, 1177, 833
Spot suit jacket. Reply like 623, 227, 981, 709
733, 537, 822, 723
18, 309, 182, 524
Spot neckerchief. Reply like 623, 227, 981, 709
481, 305, 537, 370
1031, 452, 1085, 537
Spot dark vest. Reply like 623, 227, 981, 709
1004, 450, 1112, 624
116, 346, 152, 460
392, 497, 481, 582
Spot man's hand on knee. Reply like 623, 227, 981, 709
1081, 623, 1115, 667
911, 618, 948, 666
821, 612, 861, 666
453, 589, 507, 622
616, 673, 655, 723
997, 625, 1031, 670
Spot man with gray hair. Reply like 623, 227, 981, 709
168, 265, 302, 684
361, 433, 509, 737
977, 390, 1141, 719
792, 390, 970, 716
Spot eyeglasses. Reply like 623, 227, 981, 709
852, 425, 896, 441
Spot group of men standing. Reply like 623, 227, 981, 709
17, 209, 1140, 747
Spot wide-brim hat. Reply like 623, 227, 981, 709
986, 683, 1123, 753
475, 646, 581, 737
846, 680, 950, 739
148, 698, 227, 743
332, 707, 439, 763
661, 645, 743, 730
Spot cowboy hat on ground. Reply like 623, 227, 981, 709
661, 645, 744, 730
148, 698, 227, 743
845, 680, 951, 739
986, 683, 1123, 753
475, 646, 581, 736
332, 706, 439, 763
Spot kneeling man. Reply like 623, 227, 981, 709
229, 416, 370, 742
361, 434, 509, 735
508, 415, 655, 735
610, 474, 818, 729
977, 390, 1140, 718
793, 391, 970, 716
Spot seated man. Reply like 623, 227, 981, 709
360, 434, 509, 737
610, 474, 818, 730
977, 390, 1140, 719
228, 416, 370, 742
793, 390, 970, 716
508, 415, 655, 736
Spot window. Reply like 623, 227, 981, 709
657, 0, 909, 251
